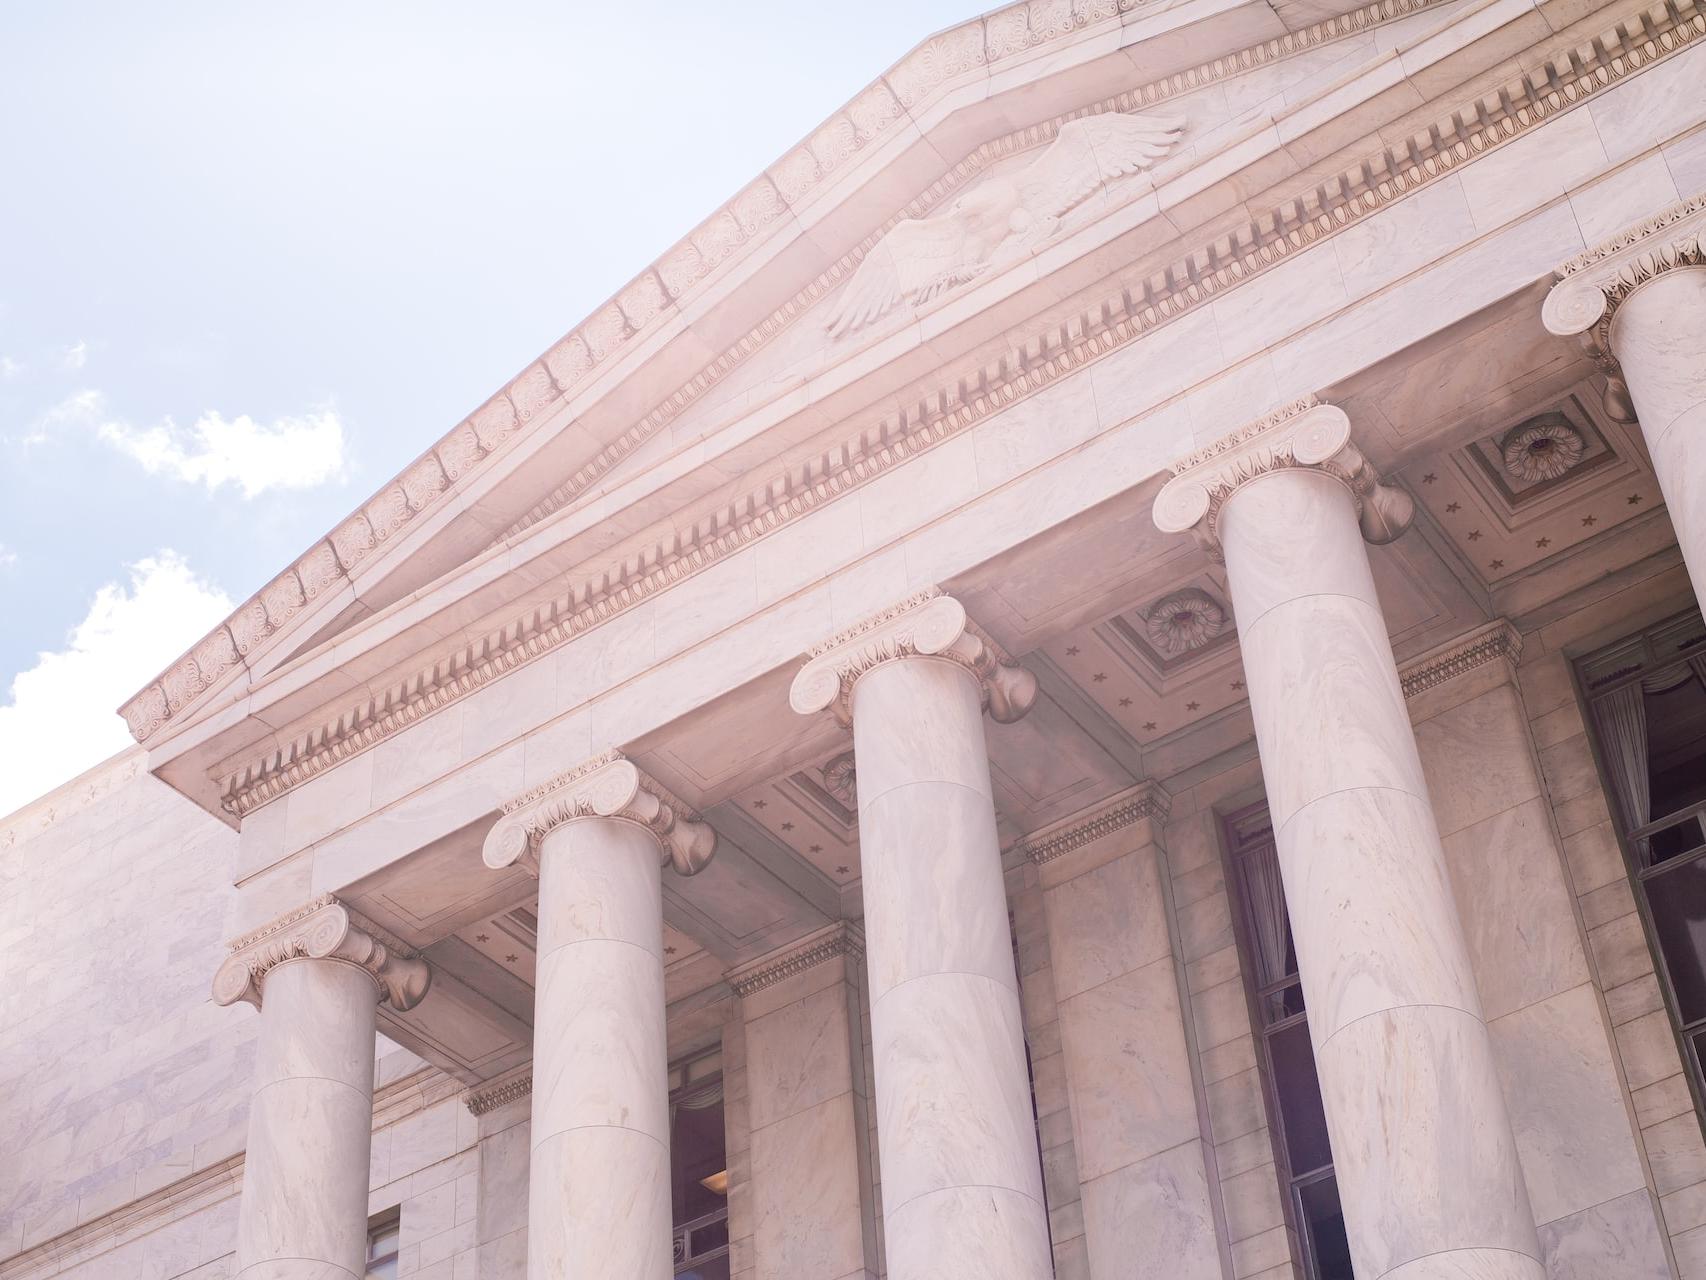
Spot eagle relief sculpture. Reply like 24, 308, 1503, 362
825, 108, 1186, 338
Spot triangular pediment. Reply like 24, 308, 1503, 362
123, 0, 1551, 818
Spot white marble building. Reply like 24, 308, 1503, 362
5, 0, 1706, 1276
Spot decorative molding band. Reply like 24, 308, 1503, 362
209, 0, 1706, 816
790, 589, 1038, 727
0, 748, 144, 853
1543, 192, 1706, 420
1154, 399, 1414, 559
481, 750, 717, 878
119, 0, 1462, 750
210, 894, 431, 1012
1019, 781, 1172, 865
1399, 619, 1523, 699
726, 924, 865, 1000
464, 1064, 535, 1117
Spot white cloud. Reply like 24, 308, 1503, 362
28, 389, 347, 497
0, 552, 233, 818
61, 340, 87, 370
0, 545, 16, 569
0, 355, 22, 379
99, 408, 346, 497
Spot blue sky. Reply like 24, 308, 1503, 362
0, 1, 983, 814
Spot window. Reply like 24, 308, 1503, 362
1577, 608, 1706, 1108
1222, 804, 1352, 1280
365, 1210, 400, 1280
671, 1049, 730, 1280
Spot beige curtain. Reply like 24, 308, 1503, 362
1593, 682, 1651, 858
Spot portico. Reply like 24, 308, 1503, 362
18, 0, 1706, 1278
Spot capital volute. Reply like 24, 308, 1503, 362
482, 750, 717, 878
1543, 193, 1706, 422
789, 589, 1038, 728
211, 895, 430, 1012
1153, 397, 1414, 561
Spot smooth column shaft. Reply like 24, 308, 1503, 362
1220, 468, 1542, 1280
851, 656, 1053, 1280
529, 818, 671, 1280
1611, 268, 1706, 604
236, 958, 378, 1280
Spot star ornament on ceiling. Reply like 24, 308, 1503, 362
825, 110, 1185, 337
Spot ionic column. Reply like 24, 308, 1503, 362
1545, 194, 1706, 604
213, 896, 431, 1280
1155, 400, 1543, 1280
483, 751, 716, 1280
791, 591, 1051, 1280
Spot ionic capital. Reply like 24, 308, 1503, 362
1153, 397, 1413, 561
1543, 193, 1706, 420
789, 589, 1038, 727
482, 750, 716, 878
212, 895, 430, 1012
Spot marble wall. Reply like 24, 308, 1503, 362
0, 753, 248, 1264
1408, 638, 1669, 1278
1033, 802, 1226, 1280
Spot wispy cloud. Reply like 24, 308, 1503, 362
29, 389, 348, 497
60, 340, 87, 370
0, 551, 233, 817
0, 355, 22, 379
0, 544, 17, 569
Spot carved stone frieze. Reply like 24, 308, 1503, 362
790, 589, 1038, 727
1154, 398, 1414, 560
1543, 194, 1706, 421
210, 895, 430, 1012
202, 0, 1703, 814
481, 751, 717, 878
464, 1064, 534, 1117
1018, 781, 1172, 865
725, 923, 864, 999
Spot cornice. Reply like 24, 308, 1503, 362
119, 0, 1454, 751
207, 0, 1705, 817
1398, 619, 1523, 698
1543, 192, 1706, 420
1154, 399, 1414, 559
464, 1063, 535, 1117
725, 923, 865, 999
210, 894, 431, 1012
1018, 781, 1172, 864
481, 750, 717, 878
790, 589, 1038, 727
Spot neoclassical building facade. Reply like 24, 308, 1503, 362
5, 1, 1706, 1277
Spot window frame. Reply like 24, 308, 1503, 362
1219, 801, 1347, 1280
669, 1047, 731, 1279
1572, 606, 1706, 1136
365, 1207, 401, 1280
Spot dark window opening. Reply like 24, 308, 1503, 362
671, 1050, 730, 1280
1222, 803, 1353, 1280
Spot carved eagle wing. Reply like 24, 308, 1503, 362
825, 213, 977, 338
1017, 110, 1186, 221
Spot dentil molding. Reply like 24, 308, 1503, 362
1398, 619, 1523, 699
726, 922, 865, 999
1153, 397, 1414, 560
482, 750, 717, 878
1543, 192, 1706, 421
790, 589, 1038, 727
200, 0, 1704, 818
210, 894, 431, 1012
1019, 780, 1172, 865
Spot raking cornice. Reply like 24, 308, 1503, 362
211, 0, 1706, 817
118, 0, 1453, 750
